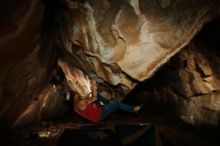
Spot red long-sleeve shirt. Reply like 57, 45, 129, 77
74, 100, 102, 123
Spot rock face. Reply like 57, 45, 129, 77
129, 36, 220, 126
0, 0, 220, 129
58, 58, 93, 99
168, 42, 220, 98
173, 42, 220, 126
180, 94, 220, 126
0, 0, 49, 129
177, 34, 220, 125
56, 0, 220, 99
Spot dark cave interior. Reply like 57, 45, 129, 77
1, 0, 220, 146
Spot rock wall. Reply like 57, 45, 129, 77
57, 0, 220, 99
128, 35, 220, 126
169, 41, 220, 126
0, 0, 57, 129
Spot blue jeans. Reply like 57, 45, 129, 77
97, 94, 134, 120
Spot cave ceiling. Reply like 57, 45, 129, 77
57, 0, 220, 96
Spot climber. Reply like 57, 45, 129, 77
62, 73, 142, 123
72, 87, 142, 123
58, 58, 142, 123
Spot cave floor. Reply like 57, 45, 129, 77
1, 112, 220, 146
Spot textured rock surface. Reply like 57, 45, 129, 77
14, 84, 71, 127
171, 43, 220, 126
0, 0, 57, 129
128, 36, 220, 126
180, 94, 220, 126
167, 42, 220, 98
58, 58, 93, 99
60, 0, 220, 91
